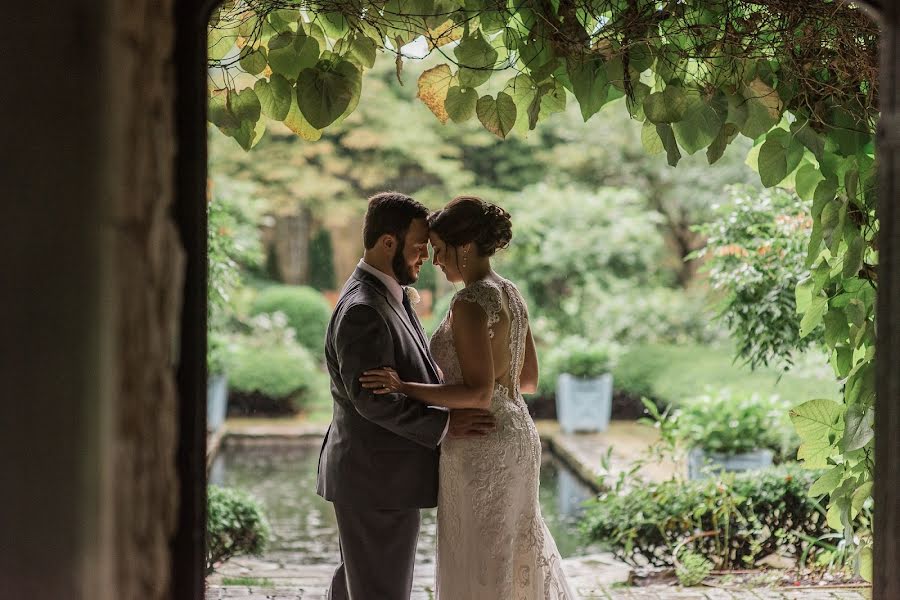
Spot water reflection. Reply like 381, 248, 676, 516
209, 440, 600, 565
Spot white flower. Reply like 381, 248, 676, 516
405, 286, 421, 305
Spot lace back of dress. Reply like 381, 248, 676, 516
502, 280, 528, 395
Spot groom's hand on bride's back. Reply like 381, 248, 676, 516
447, 409, 496, 439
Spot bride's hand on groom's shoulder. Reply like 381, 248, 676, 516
447, 408, 496, 439
360, 367, 406, 395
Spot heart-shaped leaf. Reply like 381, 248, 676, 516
296, 60, 358, 129
268, 31, 319, 80
476, 92, 516, 138
255, 74, 292, 121
417, 64, 455, 123
445, 86, 478, 123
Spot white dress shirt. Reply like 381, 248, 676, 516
357, 259, 450, 444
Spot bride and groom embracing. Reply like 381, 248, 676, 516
316, 192, 575, 599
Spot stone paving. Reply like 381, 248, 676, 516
206, 420, 869, 600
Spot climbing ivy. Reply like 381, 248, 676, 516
207, 0, 879, 577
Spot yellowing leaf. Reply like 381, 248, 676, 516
416, 64, 454, 124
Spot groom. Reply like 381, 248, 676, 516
317, 192, 496, 599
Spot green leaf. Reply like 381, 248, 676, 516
851, 481, 873, 515
758, 137, 788, 187
656, 123, 681, 167
725, 92, 748, 129
503, 75, 537, 132
455, 31, 498, 88
795, 163, 824, 201
320, 12, 351, 39
417, 64, 455, 124
808, 466, 843, 497
538, 78, 566, 119
255, 75, 292, 121
823, 308, 849, 347
842, 233, 865, 278
643, 86, 687, 124
283, 93, 322, 141
351, 35, 377, 68
240, 48, 268, 75
846, 298, 866, 328
626, 81, 651, 120
209, 89, 239, 129
268, 31, 320, 80
706, 123, 738, 164
740, 78, 782, 139
790, 399, 845, 468
672, 95, 722, 155
208, 27, 238, 61
860, 546, 873, 582
790, 120, 825, 160
795, 278, 813, 315
445, 86, 478, 123
826, 501, 844, 530
843, 405, 874, 452
828, 106, 871, 156
476, 92, 517, 139
641, 120, 664, 155
296, 60, 359, 129
812, 176, 838, 220
567, 58, 609, 121
799, 294, 827, 338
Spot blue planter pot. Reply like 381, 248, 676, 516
207, 372, 228, 434
555, 373, 613, 433
687, 447, 774, 480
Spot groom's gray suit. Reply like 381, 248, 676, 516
317, 265, 449, 599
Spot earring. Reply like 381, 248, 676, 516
462, 247, 469, 270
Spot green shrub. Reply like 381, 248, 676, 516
225, 313, 330, 411
675, 550, 713, 586
668, 390, 795, 456
250, 285, 331, 357
207, 485, 271, 574
690, 185, 818, 371
581, 465, 827, 569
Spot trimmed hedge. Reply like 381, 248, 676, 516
207, 485, 270, 574
250, 285, 331, 357
581, 466, 827, 569
226, 341, 329, 412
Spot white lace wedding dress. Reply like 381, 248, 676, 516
429, 276, 575, 599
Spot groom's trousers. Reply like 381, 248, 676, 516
328, 502, 421, 600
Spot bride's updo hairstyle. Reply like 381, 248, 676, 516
427, 196, 512, 256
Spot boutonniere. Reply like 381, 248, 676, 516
405, 286, 421, 305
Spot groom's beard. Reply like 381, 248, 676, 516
392, 239, 417, 286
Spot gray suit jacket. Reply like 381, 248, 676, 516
316, 267, 449, 508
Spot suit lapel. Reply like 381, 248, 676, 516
351, 269, 440, 381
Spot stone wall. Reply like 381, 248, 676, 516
107, 0, 183, 598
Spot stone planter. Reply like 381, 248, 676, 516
556, 373, 613, 433
207, 372, 229, 434
687, 447, 775, 480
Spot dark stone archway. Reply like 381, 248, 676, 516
166, 1, 897, 599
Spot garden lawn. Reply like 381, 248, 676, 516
613, 343, 840, 409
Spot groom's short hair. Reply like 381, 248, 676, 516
363, 192, 429, 249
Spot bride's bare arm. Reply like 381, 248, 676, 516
519, 324, 539, 394
360, 299, 495, 410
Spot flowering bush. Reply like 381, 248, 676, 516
690, 185, 816, 370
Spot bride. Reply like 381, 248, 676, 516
360, 196, 575, 599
